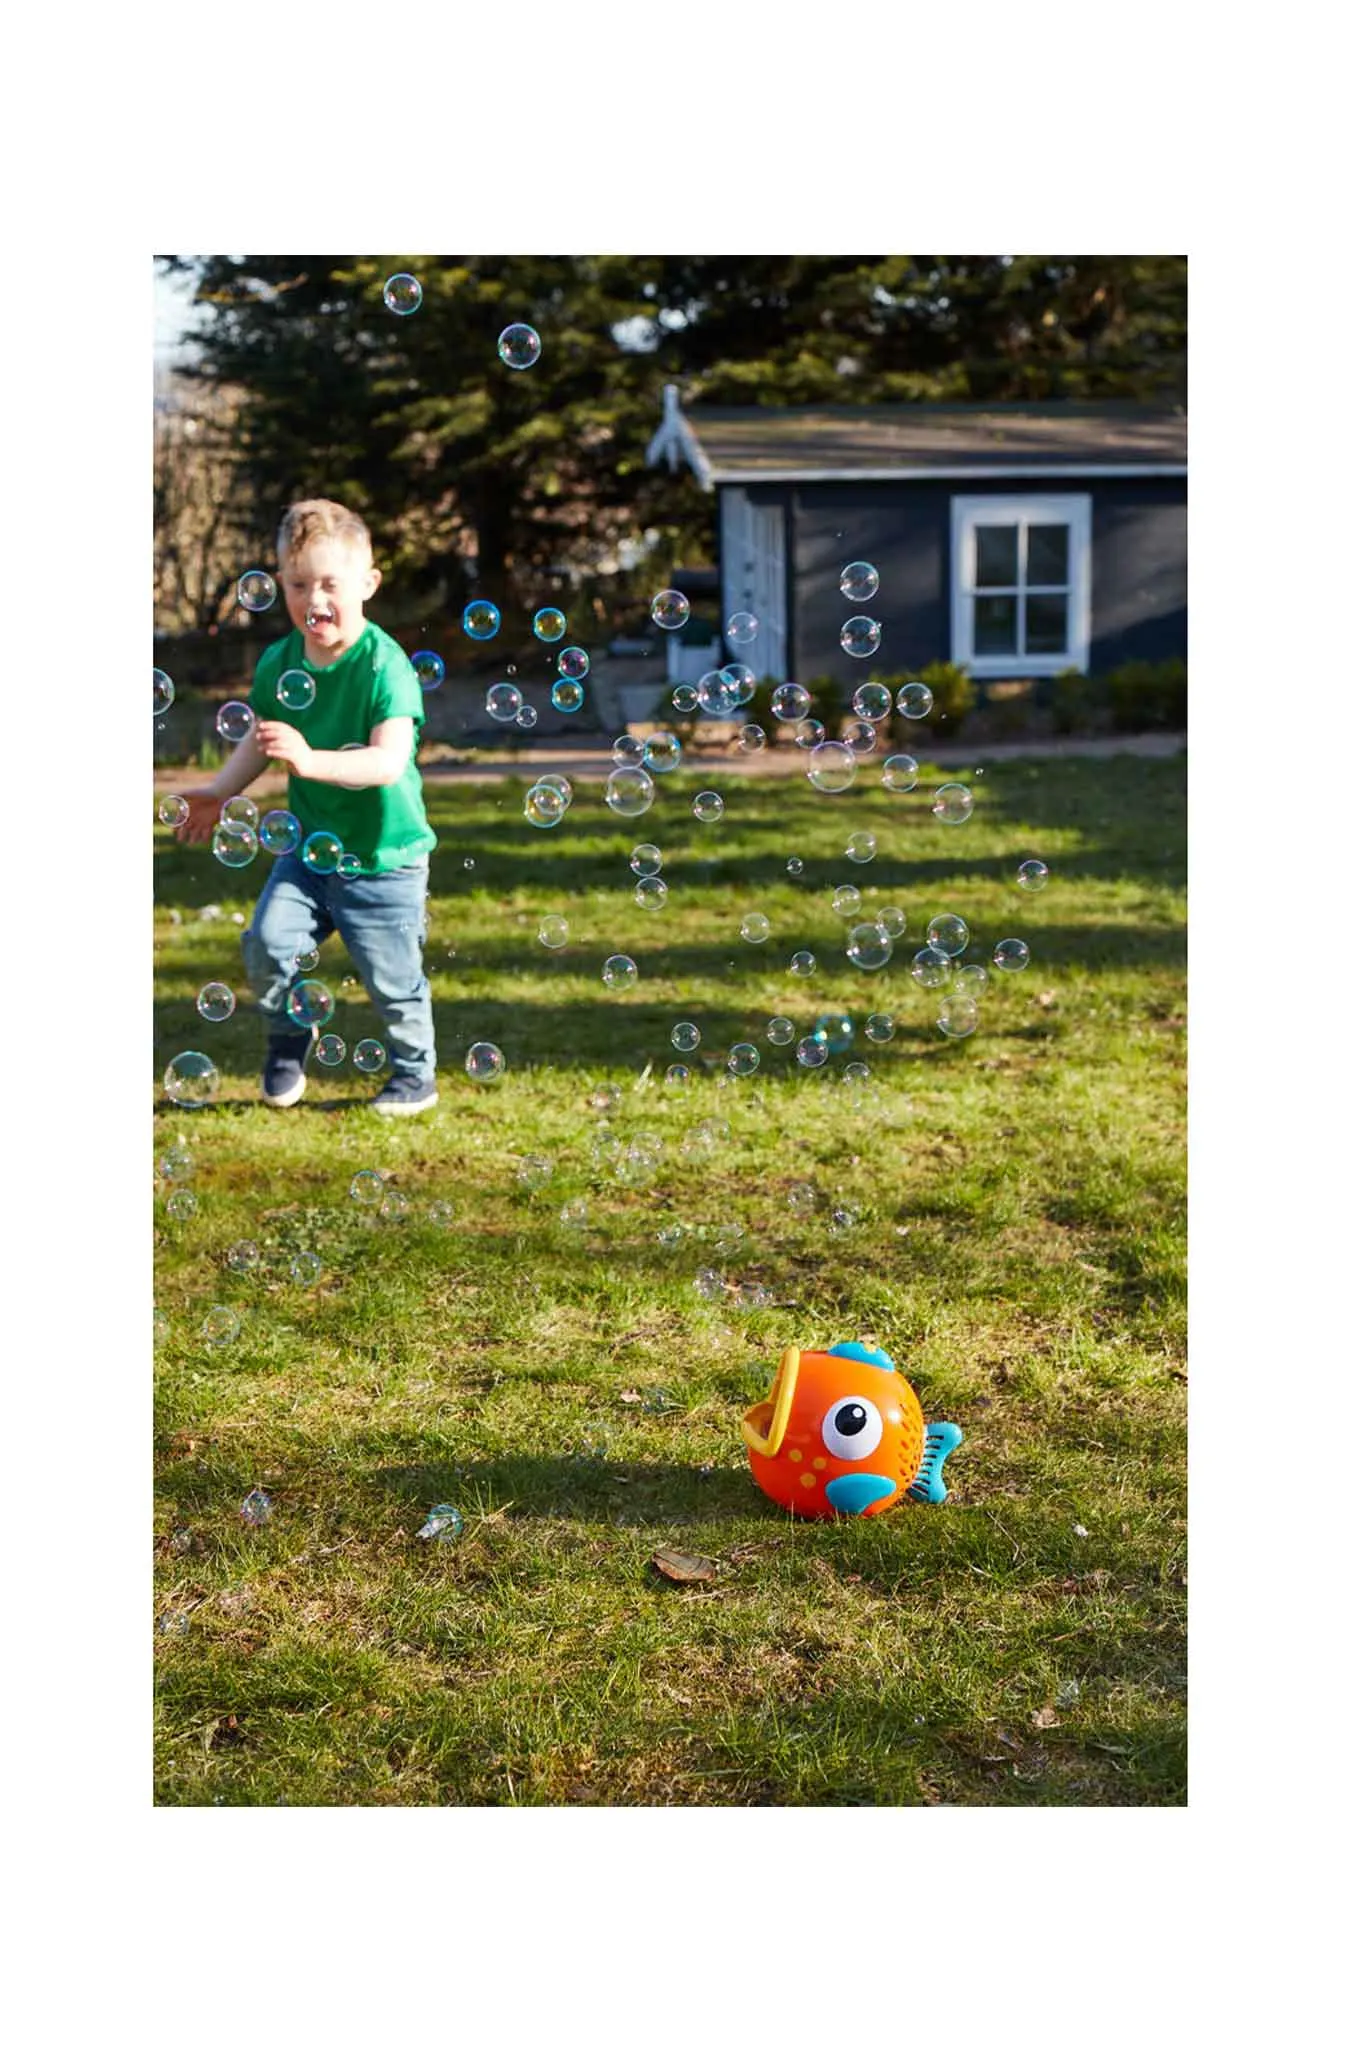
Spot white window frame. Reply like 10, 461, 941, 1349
950, 493, 1092, 677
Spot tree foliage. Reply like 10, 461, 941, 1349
156, 254, 1186, 624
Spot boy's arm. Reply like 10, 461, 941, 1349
175, 732, 271, 844
256, 716, 415, 791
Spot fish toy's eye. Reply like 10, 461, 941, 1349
821, 1396, 884, 1462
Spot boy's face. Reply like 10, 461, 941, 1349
281, 537, 381, 656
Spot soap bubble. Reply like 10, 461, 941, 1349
651, 589, 690, 631
787, 1182, 817, 1216
847, 923, 893, 971
154, 669, 175, 716
226, 1241, 260, 1273
533, 607, 567, 643
789, 950, 817, 977
196, 981, 236, 1023
697, 670, 740, 717
766, 1017, 797, 1048
464, 600, 501, 641
380, 1190, 409, 1223
955, 964, 989, 993
353, 1038, 387, 1073
559, 1197, 589, 1230
664, 1063, 691, 1089
785, 855, 804, 876
293, 946, 320, 974
212, 821, 257, 869
315, 1033, 347, 1067
613, 733, 646, 766
912, 945, 952, 989
216, 701, 255, 744
722, 607, 759, 647
721, 663, 757, 704
289, 1250, 321, 1285
771, 682, 811, 722
852, 681, 892, 722
692, 790, 724, 823
498, 322, 542, 369
832, 885, 862, 918
286, 978, 335, 1028
383, 272, 422, 315
158, 793, 189, 828
602, 954, 638, 991
222, 796, 259, 830
814, 1011, 856, 1054
671, 1021, 701, 1052
847, 720, 879, 755
302, 831, 343, 874
635, 876, 668, 910
840, 561, 880, 602
1018, 859, 1050, 892
937, 994, 979, 1038
993, 938, 1031, 972
897, 682, 933, 719
865, 1013, 895, 1043
276, 668, 315, 712
793, 719, 826, 750
605, 766, 655, 818
846, 831, 876, 864
260, 809, 302, 855
539, 914, 569, 949
796, 1036, 829, 1068
828, 1205, 863, 1236
644, 731, 682, 773
807, 741, 856, 792
842, 1061, 872, 1088
524, 780, 567, 829
840, 616, 881, 658
517, 1155, 554, 1191
203, 1306, 240, 1345
737, 723, 767, 753
630, 843, 662, 877
486, 680, 523, 722
466, 1042, 506, 1081
164, 1051, 220, 1108
551, 677, 585, 712
591, 1083, 623, 1115
876, 906, 907, 940
516, 699, 538, 727
558, 646, 590, 680
537, 774, 572, 811
694, 1268, 726, 1302
927, 914, 970, 957
159, 1142, 194, 1183
166, 1189, 197, 1221
882, 754, 918, 793
741, 912, 770, 943
933, 783, 975, 825
350, 1170, 384, 1206
411, 650, 445, 692
240, 1488, 273, 1526
236, 570, 276, 612
672, 684, 699, 712
728, 1042, 760, 1077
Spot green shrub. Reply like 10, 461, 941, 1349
1048, 666, 1094, 736
903, 660, 975, 739
1105, 658, 1187, 733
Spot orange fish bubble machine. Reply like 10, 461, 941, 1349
741, 1342, 962, 1520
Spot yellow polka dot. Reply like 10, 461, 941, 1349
789, 1448, 803, 1462
800, 1472, 817, 1489
812, 1456, 828, 1471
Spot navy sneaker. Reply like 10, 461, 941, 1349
261, 1030, 313, 1108
371, 1073, 439, 1117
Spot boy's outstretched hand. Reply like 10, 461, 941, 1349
256, 720, 314, 775
176, 791, 226, 846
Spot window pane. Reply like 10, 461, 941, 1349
1026, 524, 1069, 586
975, 525, 1018, 588
975, 593, 1017, 655
1024, 593, 1069, 654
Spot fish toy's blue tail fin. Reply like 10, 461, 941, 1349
909, 1422, 963, 1505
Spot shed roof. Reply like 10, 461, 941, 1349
646, 389, 1187, 487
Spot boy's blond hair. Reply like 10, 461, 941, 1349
277, 498, 373, 565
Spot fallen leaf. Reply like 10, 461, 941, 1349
618, 1389, 643, 1405
1029, 1705, 1059, 1730
651, 1547, 718, 1584
1036, 989, 1058, 1009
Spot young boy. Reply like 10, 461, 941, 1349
177, 499, 439, 1115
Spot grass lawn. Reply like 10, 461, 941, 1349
153, 750, 1187, 1806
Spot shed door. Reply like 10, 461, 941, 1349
722, 493, 787, 683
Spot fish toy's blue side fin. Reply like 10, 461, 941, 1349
908, 1422, 963, 1504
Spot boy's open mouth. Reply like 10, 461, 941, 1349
306, 607, 337, 629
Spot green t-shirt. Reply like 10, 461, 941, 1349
249, 621, 437, 874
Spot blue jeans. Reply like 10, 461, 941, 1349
242, 855, 435, 1083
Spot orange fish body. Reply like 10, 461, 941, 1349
741, 1342, 962, 1520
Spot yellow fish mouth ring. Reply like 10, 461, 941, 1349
741, 1345, 802, 1458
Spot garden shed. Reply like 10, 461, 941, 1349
646, 387, 1187, 687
